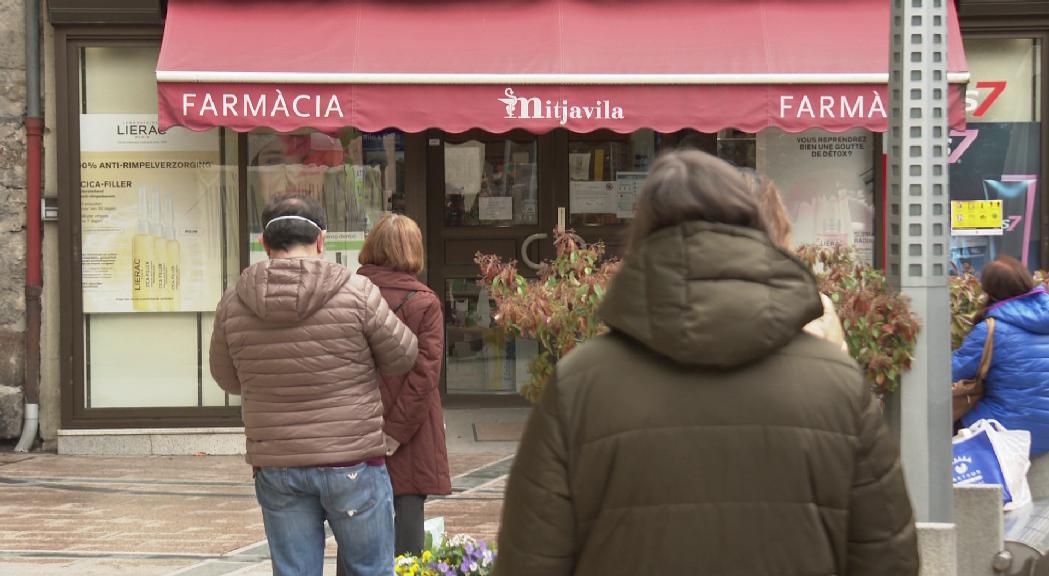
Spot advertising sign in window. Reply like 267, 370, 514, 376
80, 113, 224, 313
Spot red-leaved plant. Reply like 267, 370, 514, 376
479, 237, 921, 402
475, 230, 620, 403
795, 245, 921, 394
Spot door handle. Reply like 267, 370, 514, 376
521, 233, 548, 270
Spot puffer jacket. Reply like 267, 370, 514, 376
495, 221, 917, 576
357, 264, 451, 496
954, 286, 1049, 455
209, 257, 418, 468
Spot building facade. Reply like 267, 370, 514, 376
0, 0, 1044, 450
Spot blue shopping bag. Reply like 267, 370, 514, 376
952, 428, 1014, 504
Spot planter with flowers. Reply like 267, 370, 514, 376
394, 534, 496, 576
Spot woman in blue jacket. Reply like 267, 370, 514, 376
954, 256, 1049, 455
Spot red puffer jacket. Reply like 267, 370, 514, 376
358, 264, 451, 496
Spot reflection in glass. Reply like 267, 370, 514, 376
444, 279, 535, 394
444, 139, 538, 227
246, 130, 406, 269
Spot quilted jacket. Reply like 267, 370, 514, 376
210, 257, 418, 468
495, 221, 917, 576
358, 264, 451, 496
954, 286, 1049, 455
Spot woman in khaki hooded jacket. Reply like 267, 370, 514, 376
494, 150, 917, 576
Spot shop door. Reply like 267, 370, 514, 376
427, 129, 693, 395
427, 129, 556, 395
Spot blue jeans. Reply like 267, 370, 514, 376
254, 463, 394, 576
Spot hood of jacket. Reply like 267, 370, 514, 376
599, 221, 823, 369
989, 287, 1049, 335
356, 264, 435, 295
235, 257, 351, 324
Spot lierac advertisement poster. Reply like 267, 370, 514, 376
948, 122, 1041, 273
80, 114, 224, 313
757, 128, 876, 264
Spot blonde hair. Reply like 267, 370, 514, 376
742, 170, 794, 249
359, 213, 425, 274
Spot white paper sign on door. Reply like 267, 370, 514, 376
479, 196, 513, 222
570, 181, 616, 214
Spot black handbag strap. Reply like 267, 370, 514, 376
392, 290, 419, 314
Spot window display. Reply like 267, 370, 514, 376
567, 130, 659, 226
247, 130, 406, 269
950, 38, 1042, 273
444, 278, 536, 394
443, 138, 537, 227
79, 46, 240, 409
757, 128, 876, 264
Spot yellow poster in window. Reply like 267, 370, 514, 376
80, 114, 224, 313
951, 200, 1004, 236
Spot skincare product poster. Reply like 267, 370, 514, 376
80, 114, 224, 313
757, 128, 876, 264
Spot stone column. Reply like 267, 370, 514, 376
0, 0, 27, 439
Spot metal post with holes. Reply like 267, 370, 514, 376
888, 0, 953, 522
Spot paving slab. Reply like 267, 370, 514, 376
0, 448, 514, 576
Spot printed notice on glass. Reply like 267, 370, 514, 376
80, 114, 223, 314
951, 200, 1004, 236
615, 172, 646, 218
570, 181, 616, 214
569, 153, 591, 181
479, 196, 513, 222
444, 142, 484, 199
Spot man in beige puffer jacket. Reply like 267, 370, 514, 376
210, 194, 417, 576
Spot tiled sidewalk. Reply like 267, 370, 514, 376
0, 448, 515, 576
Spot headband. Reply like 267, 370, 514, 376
264, 215, 324, 231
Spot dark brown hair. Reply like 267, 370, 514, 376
974, 256, 1035, 323
627, 150, 767, 252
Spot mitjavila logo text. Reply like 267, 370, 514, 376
499, 88, 624, 126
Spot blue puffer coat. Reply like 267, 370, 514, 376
953, 287, 1049, 455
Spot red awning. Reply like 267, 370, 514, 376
157, 0, 969, 134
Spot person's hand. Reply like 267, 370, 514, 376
384, 433, 400, 456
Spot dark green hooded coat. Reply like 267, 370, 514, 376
495, 221, 917, 576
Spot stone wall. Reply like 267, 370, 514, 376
0, 0, 27, 439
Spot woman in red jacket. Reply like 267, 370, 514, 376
357, 213, 451, 556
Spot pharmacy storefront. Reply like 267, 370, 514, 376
54, 0, 969, 430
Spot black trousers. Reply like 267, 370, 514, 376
394, 494, 427, 557
335, 494, 426, 576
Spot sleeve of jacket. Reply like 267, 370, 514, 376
847, 382, 918, 576
494, 376, 575, 576
362, 279, 419, 375
952, 320, 989, 382
208, 294, 241, 395
384, 295, 445, 445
